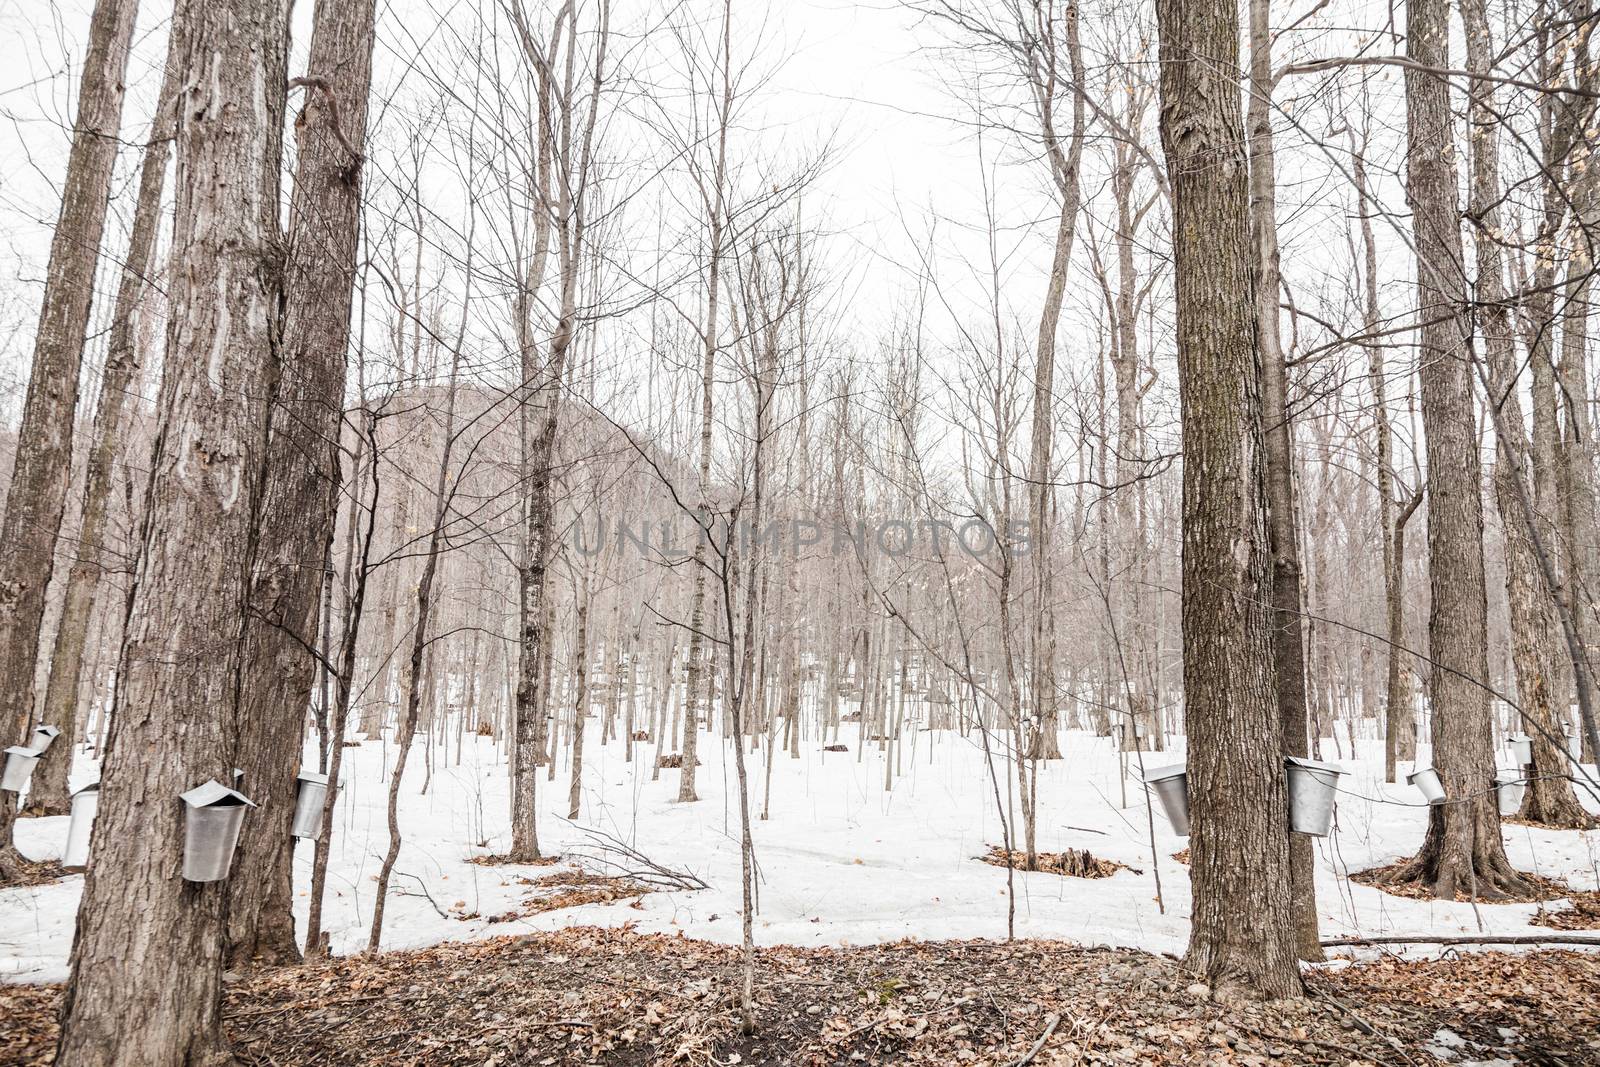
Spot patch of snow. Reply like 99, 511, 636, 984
3, 728, 1597, 985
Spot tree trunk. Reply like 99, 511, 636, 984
227, 0, 377, 966
0, 0, 141, 874
1246, 0, 1319, 962
29, 50, 182, 819
568, 585, 590, 820
1023, 2, 1085, 764
54, 0, 291, 1058
1155, 0, 1301, 996
1384, 0, 1531, 897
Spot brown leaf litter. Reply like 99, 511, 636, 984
1350, 862, 1575, 904
0, 859, 68, 889
4, 928, 1597, 1065
1532, 888, 1600, 930
482, 869, 655, 923
981, 845, 1136, 878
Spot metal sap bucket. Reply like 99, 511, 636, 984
1495, 770, 1526, 816
291, 770, 330, 840
1565, 728, 1583, 763
63, 781, 99, 870
1508, 734, 1533, 767
1406, 766, 1446, 805
1116, 721, 1147, 749
1143, 764, 1189, 835
1286, 757, 1344, 836
29, 725, 60, 753
1, 746, 41, 793
179, 780, 256, 882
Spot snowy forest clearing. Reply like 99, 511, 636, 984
6, 726, 1598, 984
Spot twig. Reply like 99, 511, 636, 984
1012, 1012, 1060, 1067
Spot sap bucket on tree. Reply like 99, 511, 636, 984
1, 746, 42, 793
1142, 763, 1189, 835
1564, 724, 1583, 763
291, 769, 330, 840
1508, 733, 1533, 767
1495, 770, 1526, 816
1116, 720, 1147, 750
29, 724, 60, 752
1406, 766, 1446, 805
1285, 757, 1344, 836
179, 779, 256, 882
63, 780, 100, 870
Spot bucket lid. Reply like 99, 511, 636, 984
1286, 756, 1344, 775
1508, 733, 1532, 742
180, 779, 257, 808
1404, 767, 1438, 783
70, 779, 101, 797
296, 770, 330, 785
1494, 769, 1525, 784
1142, 763, 1187, 783
4, 745, 40, 758
31, 725, 60, 740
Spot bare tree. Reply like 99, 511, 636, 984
1382, 0, 1529, 898
228, 0, 379, 965
1155, 0, 1301, 997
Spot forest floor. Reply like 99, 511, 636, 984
3, 927, 1598, 1065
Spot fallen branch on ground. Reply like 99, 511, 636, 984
1322, 933, 1600, 947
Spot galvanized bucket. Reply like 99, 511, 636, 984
29, 725, 60, 753
1286, 757, 1344, 836
1495, 770, 1526, 816
291, 770, 330, 840
1143, 763, 1189, 836
1, 746, 41, 793
1566, 729, 1583, 763
180, 780, 256, 882
63, 781, 99, 870
1508, 734, 1533, 767
1406, 766, 1446, 805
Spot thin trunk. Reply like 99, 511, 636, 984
30, 54, 182, 818
0, 0, 141, 872
1246, 0, 1319, 962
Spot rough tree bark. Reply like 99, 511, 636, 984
1384, 0, 1531, 897
1155, 0, 1302, 997
54, 0, 291, 1059
0, 0, 140, 872
1245, 0, 1320, 962
29, 50, 181, 818
227, 0, 378, 966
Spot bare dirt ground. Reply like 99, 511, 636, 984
3, 928, 1597, 1065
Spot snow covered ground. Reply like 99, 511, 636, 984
5, 724, 1598, 983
